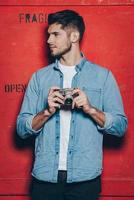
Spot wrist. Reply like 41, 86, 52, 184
87, 106, 97, 116
43, 108, 53, 117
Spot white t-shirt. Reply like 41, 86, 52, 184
58, 62, 76, 170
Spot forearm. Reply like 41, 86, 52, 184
32, 109, 53, 131
87, 107, 127, 136
87, 106, 105, 127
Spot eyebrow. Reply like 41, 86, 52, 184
48, 31, 60, 35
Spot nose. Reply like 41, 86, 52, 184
47, 35, 53, 44
47, 36, 50, 44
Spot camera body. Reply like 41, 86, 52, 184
58, 88, 78, 109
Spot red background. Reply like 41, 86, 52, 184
0, 0, 133, 199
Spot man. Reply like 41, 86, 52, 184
17, 10, 128, 200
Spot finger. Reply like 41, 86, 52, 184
75, 101, 83, 108
76, 99, 84, 104
49, 86, 60, 95
53, 97, 64, 104
72, 100, 75, 109
73, 95, 83, 102
52, 91, 64, 99
72, 88, 81, 95
48, 95, 64, 105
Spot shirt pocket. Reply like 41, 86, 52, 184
82, 86, 102, 110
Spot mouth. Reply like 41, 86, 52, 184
49, 45, 57, 50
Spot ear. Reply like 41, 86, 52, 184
70, 31, 80, 43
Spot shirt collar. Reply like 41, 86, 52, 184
53, 53, 87, 72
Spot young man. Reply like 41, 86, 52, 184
17, 10, 128, 200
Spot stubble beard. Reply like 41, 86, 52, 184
50, 43, 72, 59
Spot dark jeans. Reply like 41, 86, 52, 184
31, 171, 101, 200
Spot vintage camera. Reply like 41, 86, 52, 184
58, 88, 78, 109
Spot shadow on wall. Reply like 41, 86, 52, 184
103, 133, 126, 149
14, 130, 35, 150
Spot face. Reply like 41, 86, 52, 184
47, 23, 72, 58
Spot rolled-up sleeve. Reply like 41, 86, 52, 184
97, 71, 128, 137
17, 73, 42, 139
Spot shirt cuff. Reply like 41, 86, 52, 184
97, 112, 113, 131
25, 115, 42, 135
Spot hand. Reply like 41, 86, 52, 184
47, 86, 64, 115
72, 88, 92, 114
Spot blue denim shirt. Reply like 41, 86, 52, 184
17, 58, 128, 183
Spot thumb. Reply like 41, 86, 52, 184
72, 99, 75, 109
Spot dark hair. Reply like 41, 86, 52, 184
48, 10, 85, 41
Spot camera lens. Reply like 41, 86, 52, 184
64, 97, 73, 105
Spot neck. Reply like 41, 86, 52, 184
59, 45, 82, 66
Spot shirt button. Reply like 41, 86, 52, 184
69, 151, 72, 154
56, 152, 59, 155
72, 120, 74, 123
71, 135, 73, 139
56, 120, 59, 123
56, 136, 59, 139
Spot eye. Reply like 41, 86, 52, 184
54, 32, 60, 36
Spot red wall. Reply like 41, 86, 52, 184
0, 0, 133, 199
